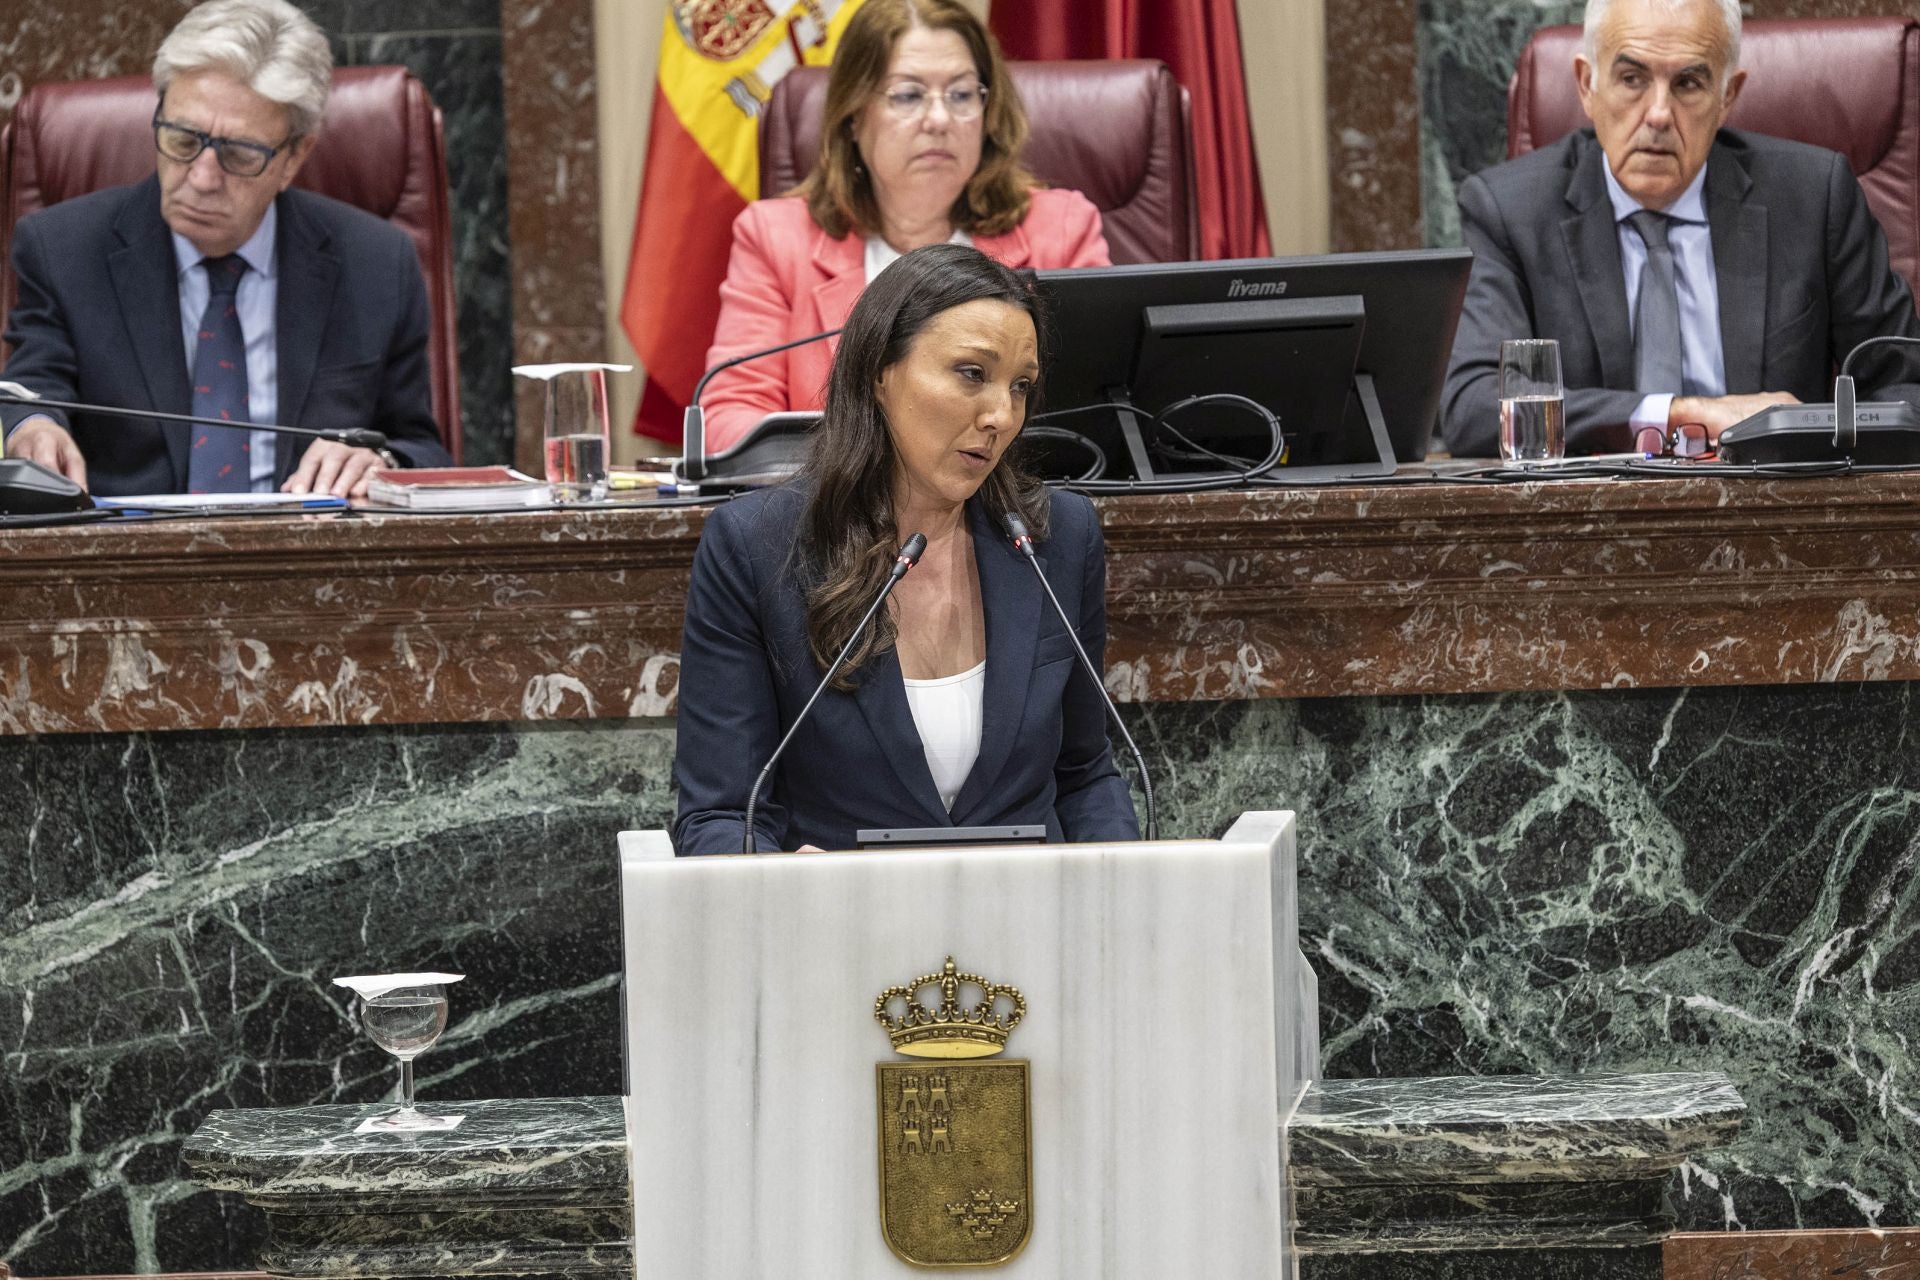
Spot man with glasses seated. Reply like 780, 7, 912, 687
0, 0, 451, 497
1440, 0, 1920, 458
696, 0, 1109, 456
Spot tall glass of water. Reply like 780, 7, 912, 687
542, 367, 612, 502
1499, 339, 1565, 463
359, 982, 449, 1131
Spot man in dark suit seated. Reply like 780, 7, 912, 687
1441, 0, 1920, 457
0, 0, 452, 498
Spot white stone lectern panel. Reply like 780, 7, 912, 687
619, 813, 1315, 1278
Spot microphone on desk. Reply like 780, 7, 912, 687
0, 381, 391, 452
740, 531, 928, 854
681, 329, 842, 483
1003, 513, 1159, 841
1716, 336, 1920, 465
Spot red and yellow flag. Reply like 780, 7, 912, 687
621, 1, 867, 443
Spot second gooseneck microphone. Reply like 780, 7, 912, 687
1004, 513, 1159, 840
741, 531, 928, 854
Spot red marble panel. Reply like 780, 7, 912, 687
1665, 1227, 1920, 1279
500, 0, 608, 475
1324, 0, 1424, 253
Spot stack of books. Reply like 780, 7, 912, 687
362, 467, 551, 510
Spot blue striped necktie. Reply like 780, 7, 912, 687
187, 253, 252, 493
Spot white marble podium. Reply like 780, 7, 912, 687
617, 812, 1319, 1277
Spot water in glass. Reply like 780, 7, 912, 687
363, 992, 448, 1060
1497, 338, 1566, 463
1499, 395, 1566, 463
545, 433, 609, 501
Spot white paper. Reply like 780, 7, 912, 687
511, 362, 632, 380
96, 492, 347, 509
332, 971, 465, 999
356, 1112, 465, 1133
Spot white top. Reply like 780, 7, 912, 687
902, 659, 986, 811
864, 228, 975, 283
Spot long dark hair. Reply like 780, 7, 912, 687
791, 0, 1038, 240
799, 242, 1052, 685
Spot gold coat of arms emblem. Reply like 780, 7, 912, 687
874, 957, 1031, 1268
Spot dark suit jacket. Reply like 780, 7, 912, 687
1, 174, 451, 494
673, 482, 1141, 855
1442, 127, 1920, 456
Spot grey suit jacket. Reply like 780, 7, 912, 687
1, 174, 451, 495
1441, 127, 1920, 456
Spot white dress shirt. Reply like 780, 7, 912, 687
1603, 162, 1726, 432
172, 206, 281, 491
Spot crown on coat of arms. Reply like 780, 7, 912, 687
874, 956, 1026, 1059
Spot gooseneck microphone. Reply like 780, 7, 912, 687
0, 381, 390, 451
682, 328, 843, 482
1003, 513, 1159, 841
741, 531, 928, 854
1833, 335, 1920, 451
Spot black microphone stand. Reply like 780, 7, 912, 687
0, 385, 390, 451
1004, 513, 1159, 840
680, 328, 841, 482
741, 532, 927, 853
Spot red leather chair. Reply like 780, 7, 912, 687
1508, 17, 1920, 308
759, 59, 1199, 265
1, 66, 462, 459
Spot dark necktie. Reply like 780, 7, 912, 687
187, 254, 252, 493
1626, 209, 1686, 395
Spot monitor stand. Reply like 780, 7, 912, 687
1101, 385, 1161, 480
1096, 373, 1396, 486
1277, 372, 1397, 485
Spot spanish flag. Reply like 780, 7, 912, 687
621, 1, 867, 444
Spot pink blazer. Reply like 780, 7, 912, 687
699, 187, 1110, 453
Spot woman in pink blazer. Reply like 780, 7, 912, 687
700, 0, 1111, 455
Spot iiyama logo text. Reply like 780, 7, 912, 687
1227, 278, 1287, 298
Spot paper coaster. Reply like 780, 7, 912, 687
356, 1112, 465, 1134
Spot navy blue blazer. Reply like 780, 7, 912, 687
673, 483, 1140, 854
1, 174, 451, 495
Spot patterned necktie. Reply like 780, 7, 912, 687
187, 253, 252, 493
1626, 209, 1686, 395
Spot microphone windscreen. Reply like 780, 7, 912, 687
900, 532, 928, 564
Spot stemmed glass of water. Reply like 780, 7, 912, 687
358, 981, 451, 1132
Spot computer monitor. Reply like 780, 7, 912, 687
1029, 249, 1473, 483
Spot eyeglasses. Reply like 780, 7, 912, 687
879, 82, 988, 122
1634, 422, 1712, 459
152, 105, 295, 178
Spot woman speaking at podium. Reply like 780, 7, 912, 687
673, 244, 1140, 855
697, 0, 1110, 455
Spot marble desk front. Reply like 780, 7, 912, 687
7, 471, 1920, 735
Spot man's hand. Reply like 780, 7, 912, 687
1670, 392, 1802, 443
4, 415, 88, 489
284, 439, 386, 499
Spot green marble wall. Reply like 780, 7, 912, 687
3, 683, 1915, 1271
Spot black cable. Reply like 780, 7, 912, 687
1840, 334, 1920, 379
1043, 392, 1287, 494
1016, 425, 1108, 483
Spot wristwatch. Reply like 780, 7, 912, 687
374, 447, 400, 469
